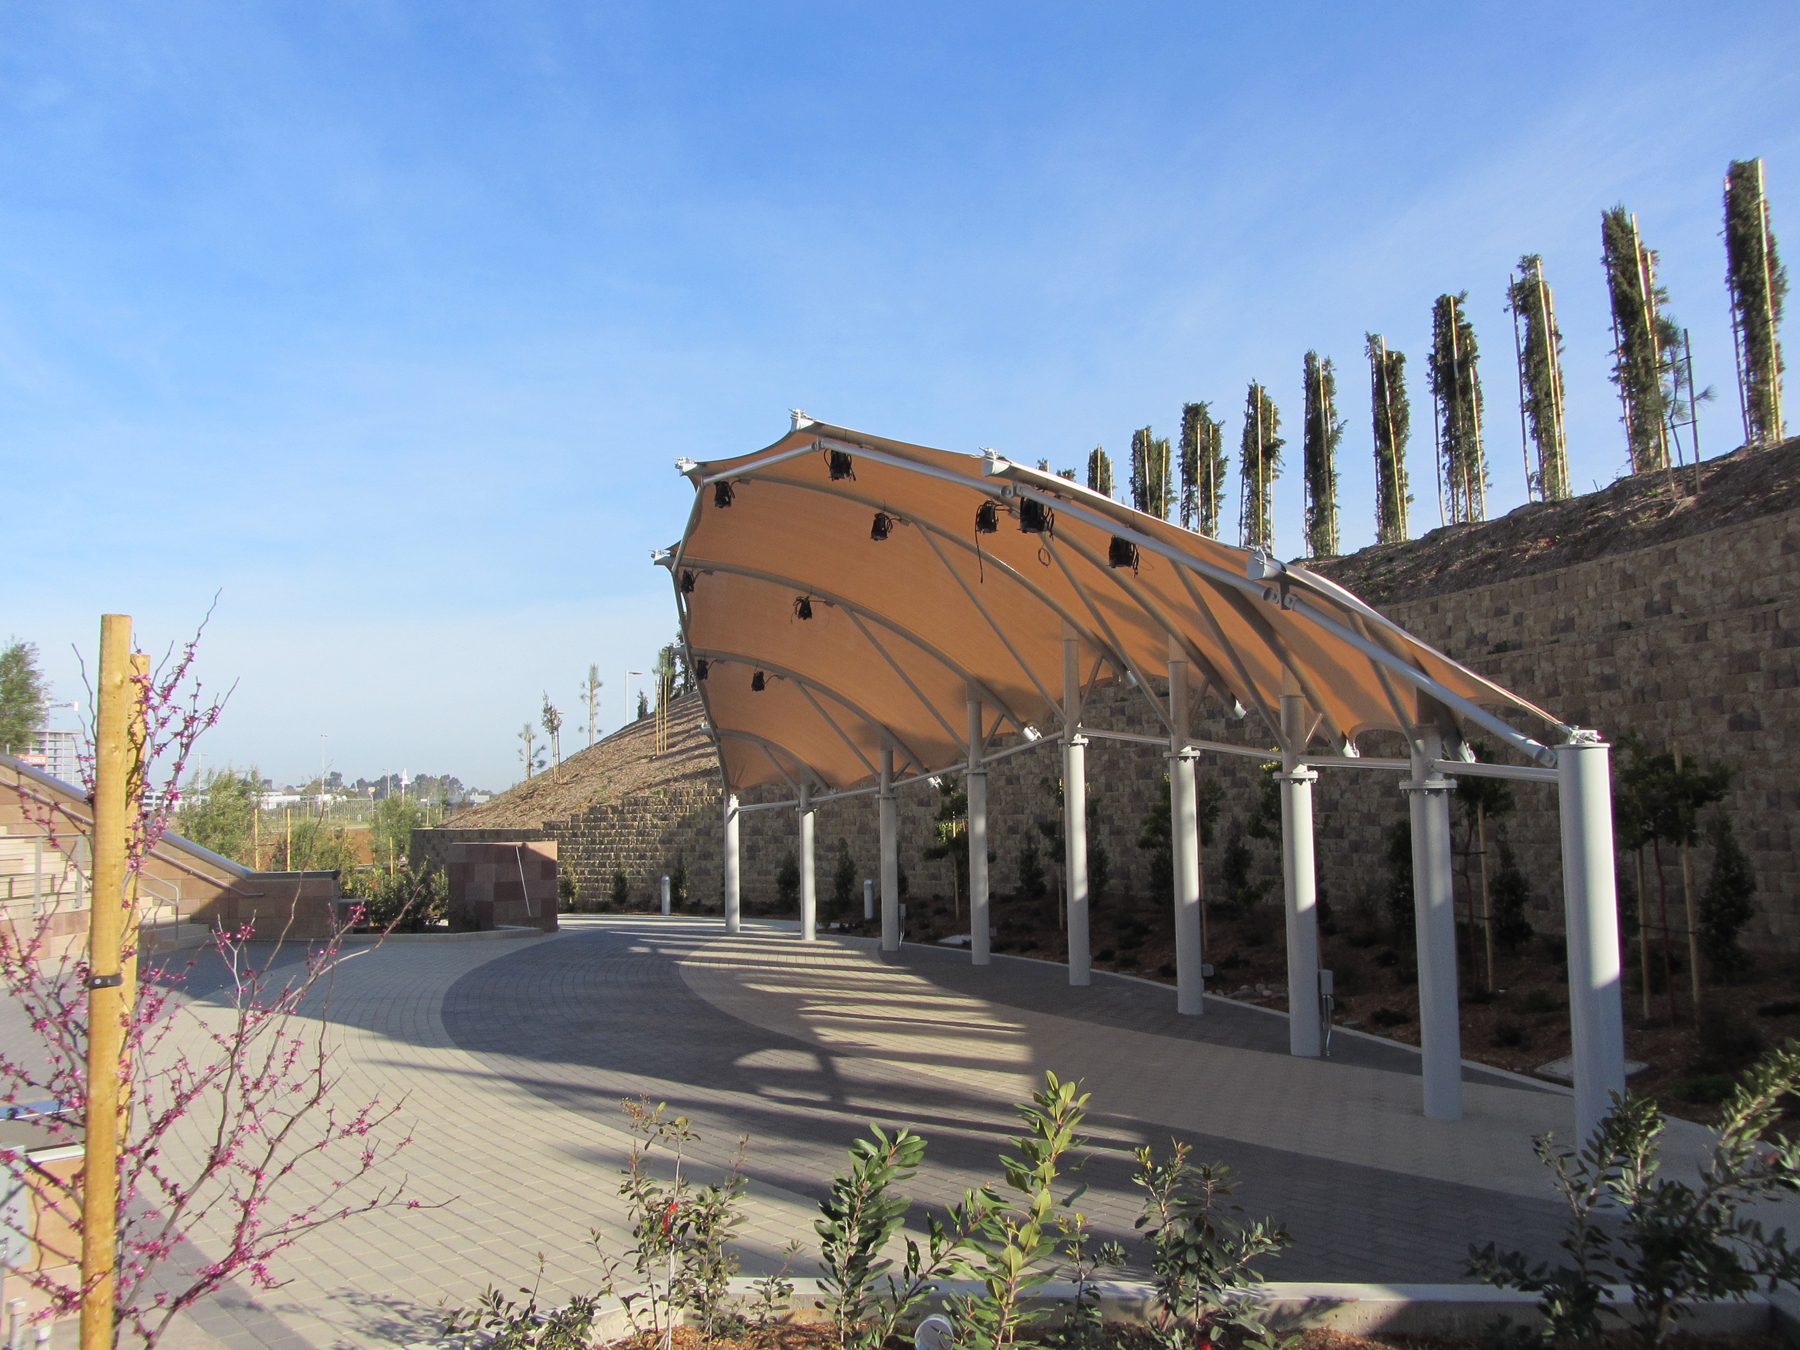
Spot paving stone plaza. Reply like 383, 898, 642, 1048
139, 915, 1743, 1350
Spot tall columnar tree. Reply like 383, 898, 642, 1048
1365, 334, 1412, 544
1301, 352, 1344, 557
1428, 292, 1488, 524
1507, 254, 1572, 501
1237, 383, 1283, 550
1601, 206, 1680, 474
1086, 445, 1113, 497
1725, 159, 1789, 447
1129, 426, 1173, 518
1179, 402, 1227, 536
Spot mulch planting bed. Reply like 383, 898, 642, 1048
598, 1324, 1785, 1350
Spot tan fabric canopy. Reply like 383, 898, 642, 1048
664, 417, 1569, 793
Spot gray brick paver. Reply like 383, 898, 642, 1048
58, 915, 1778, 1350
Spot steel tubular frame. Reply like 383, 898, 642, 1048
666, 425, 1623, 1136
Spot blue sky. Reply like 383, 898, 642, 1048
5, 2, 1797, 790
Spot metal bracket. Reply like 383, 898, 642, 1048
85, 973, 122, 990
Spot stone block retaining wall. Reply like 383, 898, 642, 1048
415, 500, 1800, 943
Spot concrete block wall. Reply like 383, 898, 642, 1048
414, 500, 1800, 945
193, 872, 342, 941
445, 841, 559, 933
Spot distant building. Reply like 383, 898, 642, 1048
19, 729, 81, 787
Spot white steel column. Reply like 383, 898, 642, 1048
1559, 731, 1627, 1142
1063, 628, 1090, 987
879, 737, 899, 952
798, 781, 816, 942
723, 792, 741, 935
1169, 648, 1204, 1016
1280, 692, 1322, 1057
1405, 728, 1461, 1120
967, 696, 991, 966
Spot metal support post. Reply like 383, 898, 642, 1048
968, 694, 990, 966
660, 875, 670, 916
1405, 727, 1461, 1120
1169, 649, 1204, 1015
1064, 629, 1090, 986
723, 792, 741, 934
1280, 692, 1322, 1057
1559, 731, 1627, 1142
879, 738, 899, 952
798, 781, 816, 942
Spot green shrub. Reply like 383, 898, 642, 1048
1697, 1004, 1768, 1072
1699, 813, 1757, 981
1129, 1139, 1290, 1349
947, 1073, 1088, 1350
1017, 835, 1045, 900
1471, 1044, 1800, 1347
1493, 1022, 1527, 1048
1384, 820, 1414, 941
611, 869, 629, 908
357, 866, 447, 933
1371, 1007, 1408, 1027
1489, 835, 1535, 951
1521, 989, 1560, 1015
557, 872, 578, 912
670, 852, 688, 909
1675, 1072, 1737, 1105
776, 852, 800, 909
832, 839, 857, 919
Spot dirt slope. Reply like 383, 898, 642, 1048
444, 693, 714, 830
1312, 437, 1800, 606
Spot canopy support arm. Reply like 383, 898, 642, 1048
1055, 528, 1275, 749
982, 459, 1557, 763
680, 555, 1028, 733
752, 471, 1127, 674
846, 611, 967, 747
1042, 539, 1178, 739
913, 525, 1063, 724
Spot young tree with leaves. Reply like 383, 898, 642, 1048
1129, 427, 1173, 518
1429, 292, 1488, 524
176, 767, 261, 865
1237, 383, 1283, 550
1365, 335, 1411, 544
1179, 402, 1226, 536
1725, 158, 1789, 448
1602, 206, 1680, 475
1301, 352, 1343, 557
1085, 445, 1113, 498
0, 638, 48, 757
540, 694, 563, 774
1507, 255, 1572, 500
581, 664, 604, 747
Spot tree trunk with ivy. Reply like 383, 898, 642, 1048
1237, 384, 1283, 550
1179, 402, 1226, 536
1130, 426, 1173, 519
1301, 352, 1343, 557
1725, 159, 1789, 449
1429, 292, 1488, 524
1507, 255, 1571, 501
1601, 205, 1679, 474
1365, 334, 1411, 543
